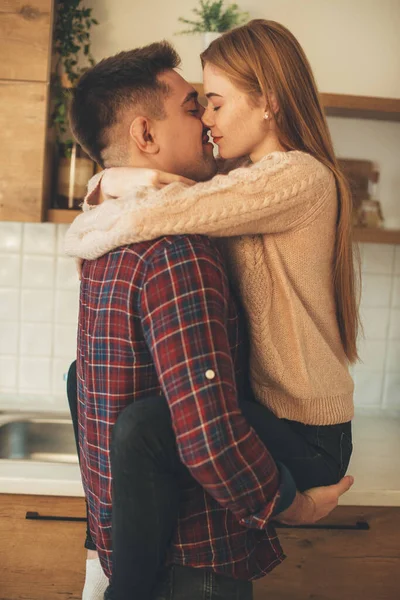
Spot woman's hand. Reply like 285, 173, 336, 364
102, 167, 196, 198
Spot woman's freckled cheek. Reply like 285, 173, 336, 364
222, 101, 247, 136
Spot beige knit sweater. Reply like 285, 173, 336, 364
65, 150, 354, 425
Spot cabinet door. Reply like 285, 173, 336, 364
0, 493, 87, 599
0, 1, 53, 222
0, 0, 53, 82
254, 506, 400, 600
0, 81, 51, 222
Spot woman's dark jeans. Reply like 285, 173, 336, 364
67, 361, 352, 599
66, 361, 96, 551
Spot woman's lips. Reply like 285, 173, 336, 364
212, 136, 223, 144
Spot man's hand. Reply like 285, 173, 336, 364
276, 475, 354, 526
102, 167, 196, 198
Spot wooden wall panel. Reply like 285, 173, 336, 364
0, 81, 49, 222
0, 0, 53, 82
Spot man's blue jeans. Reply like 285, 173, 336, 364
105, 564, 253, 600
152, 564, 252, 600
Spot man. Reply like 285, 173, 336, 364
66, 41, 352, 600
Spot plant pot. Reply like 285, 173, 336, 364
56, 143, 95, 209
202, 31, 221, 50
54, 61, 74, 89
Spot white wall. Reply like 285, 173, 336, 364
87, 0, 400, 97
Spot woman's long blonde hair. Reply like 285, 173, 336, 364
201, 19, 360, 363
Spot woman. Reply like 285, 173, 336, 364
67, 19, 358, 600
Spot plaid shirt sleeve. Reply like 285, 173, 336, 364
139, 236, 281, 529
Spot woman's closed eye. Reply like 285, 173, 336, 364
206, 103, 221, 113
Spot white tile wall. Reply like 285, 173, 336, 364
327, 117, 400, 409
0, 224, 399, 414
395, 247, 400, 275
0, 223, 22, 253
384, 373, 400, 409
354, 243, 400, 411
393, 277, 400, 308
0, 223, 80, 411
389, 310, 400, 340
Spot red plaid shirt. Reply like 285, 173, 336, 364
77, 234, 284, 581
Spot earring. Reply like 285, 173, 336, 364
263, 112, 270, 120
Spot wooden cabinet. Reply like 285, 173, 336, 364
0, 496, 399, 599
0, 493, 86, 599
0, 0, 54, 223
0, 1, 53, 81
254, 506, 400, 600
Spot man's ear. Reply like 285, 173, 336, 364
129, 116, 160, 154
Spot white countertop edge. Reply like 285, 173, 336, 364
340, 489, 400, 507
0, 461, 84, 497
0, 414, 399, 507
0, 477, 84, 497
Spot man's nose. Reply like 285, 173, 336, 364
201, 106, 213, 128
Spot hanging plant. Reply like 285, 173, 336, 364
52, 0, 98, 157
177, 0, 248, 34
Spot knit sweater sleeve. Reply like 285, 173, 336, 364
121, 152, 333, 242
63, 152, 334, 260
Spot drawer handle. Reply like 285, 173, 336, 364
25, 511, 86, 522
25, 512, 370, 531
275, 520, 370, 531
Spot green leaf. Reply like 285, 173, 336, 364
176, 0, 248, 33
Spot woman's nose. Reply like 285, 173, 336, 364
201, 107, 214, 128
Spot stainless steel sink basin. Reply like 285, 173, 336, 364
0, 416, 78, 464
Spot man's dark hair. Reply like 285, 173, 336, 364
69, 41, 180, 167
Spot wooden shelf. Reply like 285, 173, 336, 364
353, 227, 400, 245
321, 93, 400, 122
191, 83, 400, 122
47, 209, 80, 224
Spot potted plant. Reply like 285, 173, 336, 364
178, 0, 249, 49
51, 0, 98, 209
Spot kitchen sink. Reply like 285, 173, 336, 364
0, 415, 78, 464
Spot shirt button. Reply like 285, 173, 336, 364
205, 370, 215, 380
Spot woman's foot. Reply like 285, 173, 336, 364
82, 551, 109, 600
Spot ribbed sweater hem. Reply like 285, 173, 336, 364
253, 383, 354, 426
